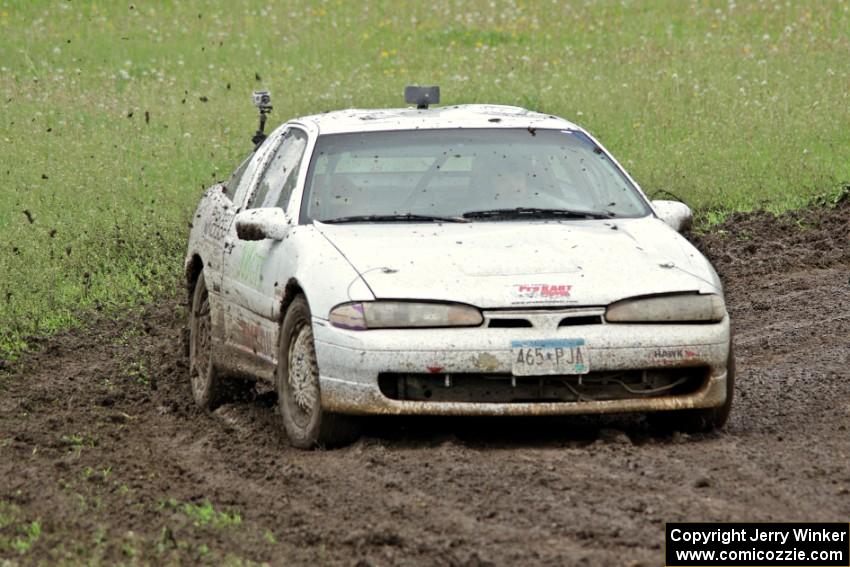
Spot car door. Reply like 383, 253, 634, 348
200, 137, 280, 298
221, 126, 310, 360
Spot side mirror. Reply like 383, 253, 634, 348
235, 208, 288, 241
651, 200, 693, 232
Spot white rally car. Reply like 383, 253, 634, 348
184, 87, 733, 448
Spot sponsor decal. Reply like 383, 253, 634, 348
235, 242, 267, 288
511, 283, 573, 304
472, 352, 500, 371
202, 209, 231, 240
235, 318, 274, 357
652, 348, 697, 361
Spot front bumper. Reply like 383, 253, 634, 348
311, 316, 731, 416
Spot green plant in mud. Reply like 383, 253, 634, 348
60, 433, 95, 458
262, 529, 277, 545
182, 501, 242, 529
158, 498, 242, 529
121, 541, 138, 558
9, 521, 41, 554
113, 326, 144, 347
0, 502, 42, 556
122, 359, 150, 387
81, 465, 113, 483
0, 501, 19, 531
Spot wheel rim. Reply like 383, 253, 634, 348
287, 322, 319, 429
191, 288, 212, 397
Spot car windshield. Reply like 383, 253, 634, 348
301, 128, 650, 223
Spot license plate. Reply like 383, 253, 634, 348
510, 339, 589, 376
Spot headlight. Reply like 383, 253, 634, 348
605, 293, 726, 323
329, 301, 483, 330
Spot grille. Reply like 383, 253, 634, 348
488, 318, 533, 328
483, 307, 606, 330
378, 368, 708, 404
558, 315, 603, 326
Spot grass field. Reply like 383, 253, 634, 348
1, 0, 848, 359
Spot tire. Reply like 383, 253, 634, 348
277, 295, 360, 449
649, 345, 735, 434
189, 272, 227, 410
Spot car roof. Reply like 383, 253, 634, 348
292, 104, 581, 136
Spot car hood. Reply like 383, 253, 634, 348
315, 218, 722, 308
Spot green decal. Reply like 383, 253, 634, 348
236, 243, 266, 288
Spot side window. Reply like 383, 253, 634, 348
223, 156, 250, 199
247, 128, 309, 210
230, 136, 282, 209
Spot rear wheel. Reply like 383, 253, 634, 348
649, 346, 735, 433
189, 273, 227, 410
277, 296, 360, 449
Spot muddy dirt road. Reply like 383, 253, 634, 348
2, 206, 850, 565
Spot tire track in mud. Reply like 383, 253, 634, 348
1, 204, 849, 565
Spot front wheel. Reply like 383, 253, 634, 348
189, 272, 227, 410
277, 296, 360, 449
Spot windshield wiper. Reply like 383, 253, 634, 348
461, 207, 614, 220
319, 213, 469, 224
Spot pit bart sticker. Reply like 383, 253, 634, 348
510, 283, 573, 305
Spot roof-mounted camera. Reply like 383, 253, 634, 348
405, 85, 440, 109
252, 90, 272, 112
251, 90, 273, 149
